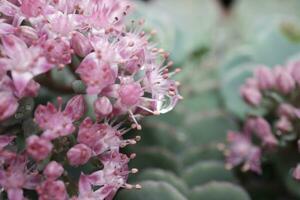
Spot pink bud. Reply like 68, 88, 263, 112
71, 32, 93, 57
26, 135, 53, 161
275, 68, 295, 94
94, 97, 113, 117
44, 38, 72, 65
44, 161, 64, 180
119, 83, 144, 107
278, 104, 296, 119
240, 86, 262, 106
67, 144, 92, 166
290, 61, 300, 85
64, 95, 86, 120
276, 117, 292, 133
37, 180, 68, 200
254, 66, 275, 90
293, 164, 300, 180
16, 26, 38, 45
255, 117, 278, 147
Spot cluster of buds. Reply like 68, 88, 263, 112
0, 0, 181, 199
225, 61, 300, 177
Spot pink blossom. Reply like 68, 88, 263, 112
44, 161, 64, 180
43, 38, 72, 65
226, 131, 262, 173
37, 180, 68, 200
76, 52, 118, 94
0, 155, 42, 200
1, 34, 53, 95
26, 135, 53, 161
67, 144, 92, 166
71, 32, 93, 57
76, 151, 137, 200
34, 96, 85, 140
94, 96, 113, 118
0, 135, 15, 150
246, 117, 278, 148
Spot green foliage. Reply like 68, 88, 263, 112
115, 181, 187, 200
189, 182, 251, 200
183, 161, 236, 187
134, 169, 188, 195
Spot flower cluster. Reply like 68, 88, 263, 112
225, 61, 300, 176
0, 0, 181, 199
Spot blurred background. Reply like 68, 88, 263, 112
116, 0, 300, 199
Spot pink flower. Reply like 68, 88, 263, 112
71, 32, 93, 57
37, 179, 68, 200
34, 95, 85, 140
26, 135, 53, 161
76, 151, 138, 200
0, 135, 15, 150
226, 131, 262, 173
77, 118, 137, 156
246, 117, 278, 148
1, 34, 53, 95
76, 52, 118, 94
43, 38, 72, 65
0, 155, 42, 200
44, 161, 64, 180
94, 96, 113, 118
67, 144, 92, 166
118, 82, 144, 108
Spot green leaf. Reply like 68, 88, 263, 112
189, 182, 251, 200
134, 169, 188, 195
181, 145, 223, 167
129, 147, 179, 173
115, 181, 187, 200
182, 161, 236, 187
185, 115, 237, 145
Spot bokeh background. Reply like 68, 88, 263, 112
115, 0, 300, 200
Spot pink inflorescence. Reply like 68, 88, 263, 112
225, 61, 300, 177
0, 1, 181, 199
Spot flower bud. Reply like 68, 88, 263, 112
64, 95, 86, 120
44, 161, 64, 180
26, 135, 53, 161
71, 32, 93, 57
290, 61, 300, 85
44, 38, 72, 65
67, 144, 92, 166
94, 97, 113, 117
278, 103, 296, 119
254, 66, 275, 90
275, 68, 295, 94
240, 86, 262, 106
119, 83, 144, 107
293, 164, 300, 180
17, 26, 38, 45
254, 117, 278, 147
276, 117, 292, 133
